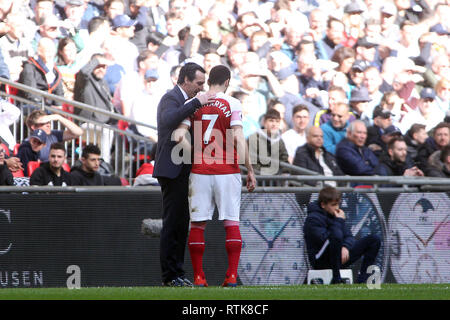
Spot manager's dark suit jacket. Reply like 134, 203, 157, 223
153, 85, 202, 178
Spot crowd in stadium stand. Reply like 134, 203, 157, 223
0, 0, 449, 186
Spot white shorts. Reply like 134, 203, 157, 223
188, 173, 242, 222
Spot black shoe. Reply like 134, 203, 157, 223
163, 277, 186, 287
330, 277, 347, 284
181, 277, 194, 287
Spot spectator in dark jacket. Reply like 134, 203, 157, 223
415, 122, 450, 175
293, 126, 344, 186
335, 120, 379, 176
30, 142, 72, 186
73, 53, 116, 163
17, 129, 48, 176
366, 106, 395, 157
70, 144, 121, 186
426, 145, 450, 178
404, 123, 427, 160
375, 137, 424, 184
303, 186, 381, 284
0, 144, 14, 185
18, 37, 64, 108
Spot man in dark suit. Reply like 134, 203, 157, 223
153, 62, 215, 287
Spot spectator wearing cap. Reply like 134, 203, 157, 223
380, 2, 400, 43
349, 59, 370, 88
108, 14, 139, 74
321, 102, 352, 155
335, 120, 379, 176
17, 129, 48, 176
366, 107, 397, 157
315, 17, 345, 61
398, 88, 445, 134
415, 122, 450, 175
342, 1, 365, 47
59, 0, 89, 51
349, 86, 372, 127
404, 123, 427, 159
375, 136, 424, 182
355, 36, 381, 70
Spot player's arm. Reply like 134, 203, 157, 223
232, 124, 256, 192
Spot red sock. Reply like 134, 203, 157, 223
225, 225, 242, 277
188, 227, 205, 278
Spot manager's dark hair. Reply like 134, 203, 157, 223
82, 144, 101, 158
208, 65, 231, 86
177, 62, 206, 85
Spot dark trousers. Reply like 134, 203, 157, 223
313, 235, 381, 283
158, 169, 190, 283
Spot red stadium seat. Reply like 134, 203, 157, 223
120, 177, 130, 186
13, 143, 20, 156
27, 161, 41, 176
12, 169, 24, 177
63, 163, 71, 172
4, 84, 18, 104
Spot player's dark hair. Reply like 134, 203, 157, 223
177, 62, 206, 85
318, 186, 341, 205
207, 65, 231, 86
82, 144, 101, 158
50, 142, 66, 154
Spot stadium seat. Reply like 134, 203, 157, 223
27, 161, 41, 176
4, 84, 18, 104
120, 177, 130, 186
12, 169, 24, 178
63, 163, 71, 172
13, 143, 20, 156
307, 269, 353, 285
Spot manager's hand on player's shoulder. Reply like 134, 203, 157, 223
195, 91, 216, 105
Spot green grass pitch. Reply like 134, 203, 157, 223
0, 284, 448, 300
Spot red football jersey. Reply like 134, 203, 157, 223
183, 92, 243, 174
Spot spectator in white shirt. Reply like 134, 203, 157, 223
282, 105, 309, 164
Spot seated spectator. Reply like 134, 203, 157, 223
366, 106, 394, 156
404, 123, 427, 160
30, 142, 72, 186
0, 98, 21, 152
369, 124, 403, 158
349, 86, 372, 127
398, 88, 445, 134
363, 66, 384, 117
293, 126, 344, 187
335, 120, 379, 176
0, 143, 14, 186
435, 78, 449, 117
375, 137, 424, 179
247, 109, 289, 175
18, 37, 65, 110
314, 86, 355, 126
70, 144, 121, 186
303, 186, 381, 284
415, 122, 450, 175
315, 17, 345, 61
17, 129, 47, 176
348, 59, 370, 88
427, 145, 450, 178
281, 105, 309, 163
26, 110, 83, 162
321, 102, 351, 155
